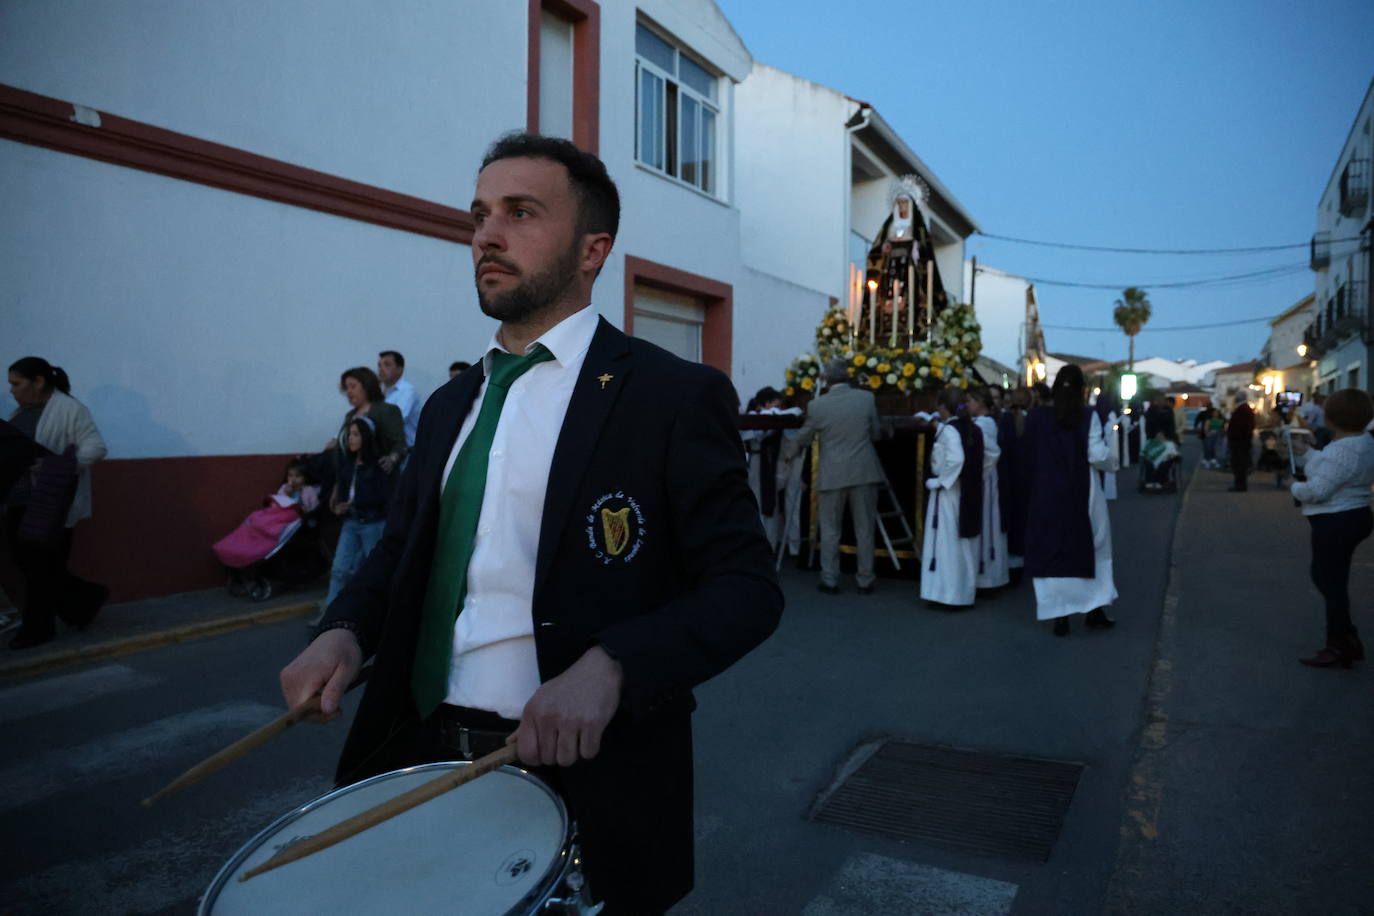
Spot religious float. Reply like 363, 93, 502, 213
741, 177, 986, 579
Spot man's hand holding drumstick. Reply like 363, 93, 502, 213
510, 645, 623, 766
281, 630, 623, 766
280, 629, 363, 723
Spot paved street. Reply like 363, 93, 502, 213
1, 441, 1371, 914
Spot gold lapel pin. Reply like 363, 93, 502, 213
597, 373, 613, 389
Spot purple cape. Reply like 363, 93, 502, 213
953, 416, 983, 539
997, 411, 1030, 557
1022, 406, 1095, 578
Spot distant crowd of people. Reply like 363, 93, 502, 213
213, 350, 475, 624
746, 361, 1122, 636
0, 349, 473, 651
745, 364, 1374, 662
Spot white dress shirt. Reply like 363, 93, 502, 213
384, 376, 421, 447
439, 305, 599, 719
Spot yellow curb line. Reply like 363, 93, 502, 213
0, 600, 318, 682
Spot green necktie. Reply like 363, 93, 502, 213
412, 343, 555, 717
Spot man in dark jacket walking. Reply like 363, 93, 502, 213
1227, 400, 1256, 491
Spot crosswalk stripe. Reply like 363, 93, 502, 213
0, 664, 161, 724
0, 701, 282, 813
3, 775, 333, 915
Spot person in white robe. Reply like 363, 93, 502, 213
969, 390, 1009, 588
920, 392, 979, 606
1093, 392, 1123, 500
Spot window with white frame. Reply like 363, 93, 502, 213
635, 22, 721, 196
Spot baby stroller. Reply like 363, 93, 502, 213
213, 473, 331, 602
1137, 438, 1181, 493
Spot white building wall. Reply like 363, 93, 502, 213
2, 138, 479, 459
735, 268, 832, 401
735, 64, 849, 300
963, 263, 1028, 371
2, 0, 760, 460
1315, 84, 1372, 310
849, 177, 891, 251
0, 0, 526, 210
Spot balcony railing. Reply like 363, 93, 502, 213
1310, 231, 1330, 271
1340, 158, 1369, 218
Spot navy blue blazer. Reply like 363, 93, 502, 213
321, 316, 782, 912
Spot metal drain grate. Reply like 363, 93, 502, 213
810, 739, 1083, 862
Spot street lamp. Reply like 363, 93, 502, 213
1120, 373, 1138, 401
1297, 343, 1308, 358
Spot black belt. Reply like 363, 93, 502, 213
435, 704, 519, 761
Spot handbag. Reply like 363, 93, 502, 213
17, 445, 79, 547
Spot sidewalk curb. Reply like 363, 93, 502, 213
1102, 450, 1195, 911
0, 600, 318, 682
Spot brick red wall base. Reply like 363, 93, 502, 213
69, 454, 302, 602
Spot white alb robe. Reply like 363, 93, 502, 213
1100, 410, 1121, 500
1034, 413, 1119, 620
920, 421, 978, 606
973, 415, 1010, 588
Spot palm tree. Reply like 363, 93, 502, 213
1113, 287, 1152, 370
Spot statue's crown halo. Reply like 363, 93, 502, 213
887, 173, 930, 209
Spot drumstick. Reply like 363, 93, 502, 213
239, 744, 518, 881
142, 666, 372, 807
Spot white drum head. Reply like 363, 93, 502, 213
201, 762, 569, 915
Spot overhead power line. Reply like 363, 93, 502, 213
1043, 316, 1275, 333
1017, 261, 1310, 290
977, 230, 1366, 255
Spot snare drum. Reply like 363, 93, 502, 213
200, 761, 597, 915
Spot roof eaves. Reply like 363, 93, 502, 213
856, 105, 981, 236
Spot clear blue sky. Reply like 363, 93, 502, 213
716, 0, 1374, 366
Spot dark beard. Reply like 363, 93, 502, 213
475, 243, 582, 323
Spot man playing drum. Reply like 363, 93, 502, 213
279, 133, 782, 914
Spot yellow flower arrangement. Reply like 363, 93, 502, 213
782, 302, 982, 396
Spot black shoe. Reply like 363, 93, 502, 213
1299, 645, 1352, 669
61, 583, 110, 630
1053, 618, 1070, 637
1085, 608, 1117, 629
856, 584, 875, 595
8, 628, 56, 650
817, 583, 840, 595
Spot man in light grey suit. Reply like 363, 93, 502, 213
790, 359, 885, 594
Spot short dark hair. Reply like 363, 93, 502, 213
967, 386, 993, 409
450, 360, 472, 374
1324, 388, 1373, 434
480, 132, 620, 242
378, 350, 404, 368
340, 367, 385, 403
285, 457, 313, 483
